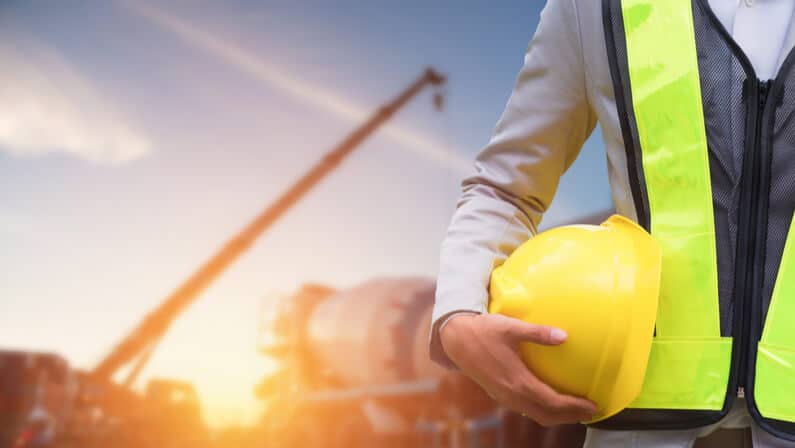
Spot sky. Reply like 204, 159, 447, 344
0, 1, 612, 427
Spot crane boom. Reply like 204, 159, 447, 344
92, 68, 447, 381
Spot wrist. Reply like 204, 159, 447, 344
440, 312, 478, 350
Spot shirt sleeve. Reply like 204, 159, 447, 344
430, 0, 597, 368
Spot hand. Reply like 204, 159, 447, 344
440, 313, 597, 426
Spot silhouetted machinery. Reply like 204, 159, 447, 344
73, 68, 450, 448
300, 278, 444, 387
0, 68, 448, 448
0, 351, 76, 448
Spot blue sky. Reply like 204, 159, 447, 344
0, 1, 611, 426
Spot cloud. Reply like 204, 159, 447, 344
0, 37, 150, 164
124, 1, 471, 175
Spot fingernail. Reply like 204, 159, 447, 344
550, 328, 567, 343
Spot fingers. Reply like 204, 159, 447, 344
493, 349, 597, 424
498, 393, 593, 427
499, 315, 567, 346
499, 318, 596, 419
444, 313, 597, 426
520, 372, 597, 420
524, 402, 594, 427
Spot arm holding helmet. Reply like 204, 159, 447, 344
431, 0, 597, 425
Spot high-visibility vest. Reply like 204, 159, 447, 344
599, 0, 795, 439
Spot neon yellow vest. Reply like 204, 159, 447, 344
603, 0, 795, 435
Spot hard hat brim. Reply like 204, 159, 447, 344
585, 215, 661, 423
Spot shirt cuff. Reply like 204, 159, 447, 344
428, 310, 482, 370
438, 310, 481, 336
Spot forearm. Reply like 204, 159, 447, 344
429, 0, 595, 368
431, 183, 538, 367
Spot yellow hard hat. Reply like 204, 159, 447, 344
488, 214, 661, 423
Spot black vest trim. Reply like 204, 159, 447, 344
601, 0, 649, 232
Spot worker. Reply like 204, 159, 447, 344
432, 1, 795, 447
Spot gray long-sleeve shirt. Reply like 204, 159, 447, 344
430, 0, 795, 368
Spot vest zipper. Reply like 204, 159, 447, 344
737, 79, 772, 390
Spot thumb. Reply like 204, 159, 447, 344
503, 318, 567, 346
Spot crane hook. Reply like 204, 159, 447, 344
433, 89, 445, 112
433, 93, 444, 111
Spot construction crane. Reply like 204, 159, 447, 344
90, 67, 447, 384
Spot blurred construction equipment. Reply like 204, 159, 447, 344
0, 68, 448, 447
77, 67, 448, 448
0, 352, 76, 448
89, 67, 448, 386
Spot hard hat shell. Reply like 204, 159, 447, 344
488, 214, 661, 423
